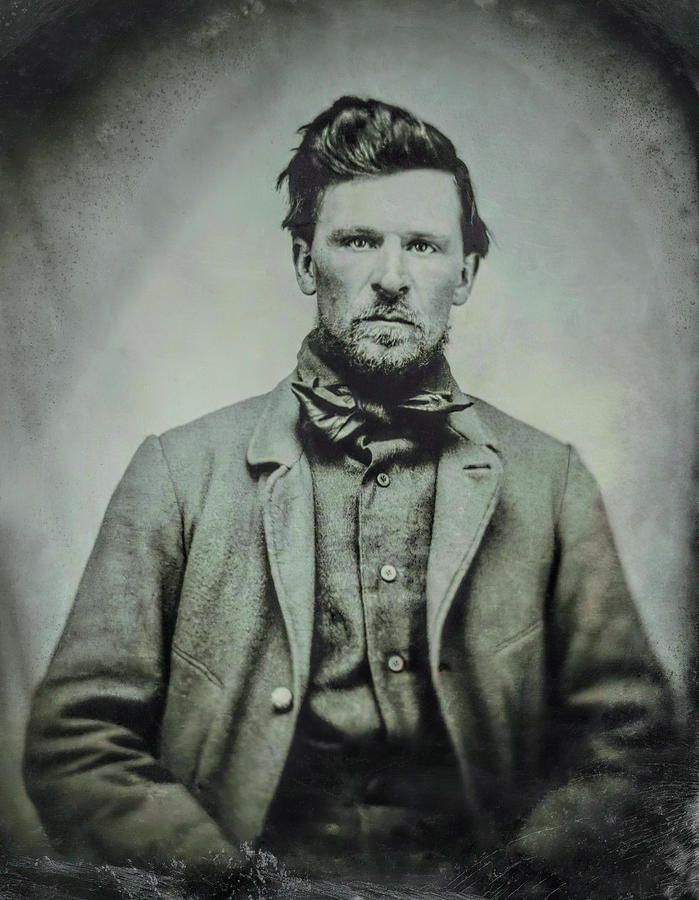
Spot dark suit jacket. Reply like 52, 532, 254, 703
24, 373, 671, 871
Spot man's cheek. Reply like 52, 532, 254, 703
316, 275, 341, 310
318, 266, 348, 296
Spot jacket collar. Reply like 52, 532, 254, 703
246, 373, 306, 469
444, 400, 500, 453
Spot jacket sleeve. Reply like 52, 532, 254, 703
510, 445, 675, 879
23, 436, 238, 867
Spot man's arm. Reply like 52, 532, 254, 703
510, 446, 675, 886
24, 436, 238, 866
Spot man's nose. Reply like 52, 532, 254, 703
371, 240, 408, 297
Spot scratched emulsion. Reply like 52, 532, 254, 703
0, 0, 696, 896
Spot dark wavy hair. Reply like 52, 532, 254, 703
276, 96, 490, 257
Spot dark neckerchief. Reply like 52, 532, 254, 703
291, 335, 471, 448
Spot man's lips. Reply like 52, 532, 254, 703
360, 313, 415, 325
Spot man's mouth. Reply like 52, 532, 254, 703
361, 312, 415, 325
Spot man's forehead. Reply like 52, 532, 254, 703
316, 169, 462, 233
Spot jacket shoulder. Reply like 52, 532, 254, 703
467, 397, 579, 530
158, 390, 273, 457
471, 396, 568, 457
152, 389, 279, 497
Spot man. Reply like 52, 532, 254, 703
24, 97, 671, 893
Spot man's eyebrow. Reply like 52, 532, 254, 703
327, 228, 452, 243
404, 231, 451, 243
328, 227, 383, 241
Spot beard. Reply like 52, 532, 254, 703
312, 305, 451, 385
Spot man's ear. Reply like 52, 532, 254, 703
452, 252, 480, 307
292, 236, 316, 296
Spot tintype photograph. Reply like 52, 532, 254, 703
0, 1, 697, 898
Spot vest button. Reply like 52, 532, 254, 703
387, 653, 405, 673
376, 472, 390, 487
271, 686, 293, 713
380, 564, 397, 582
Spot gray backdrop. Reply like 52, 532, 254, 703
1, 0, 697, 853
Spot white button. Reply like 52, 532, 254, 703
376, 472, 390, 487
271, 686, 293, 713
387, 654, 405, 673
380, 564, 397, 582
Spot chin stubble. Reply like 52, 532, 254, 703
311, 317, 451, 378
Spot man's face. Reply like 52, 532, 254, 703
293, 169, 477, 376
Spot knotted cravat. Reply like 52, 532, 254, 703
291, 374, 471, 446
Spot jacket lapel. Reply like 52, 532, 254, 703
247, 375, 316, 702
426, 403, 503, 672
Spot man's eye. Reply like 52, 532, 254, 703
345, 237, 376, 250
408, 241, 438, 254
